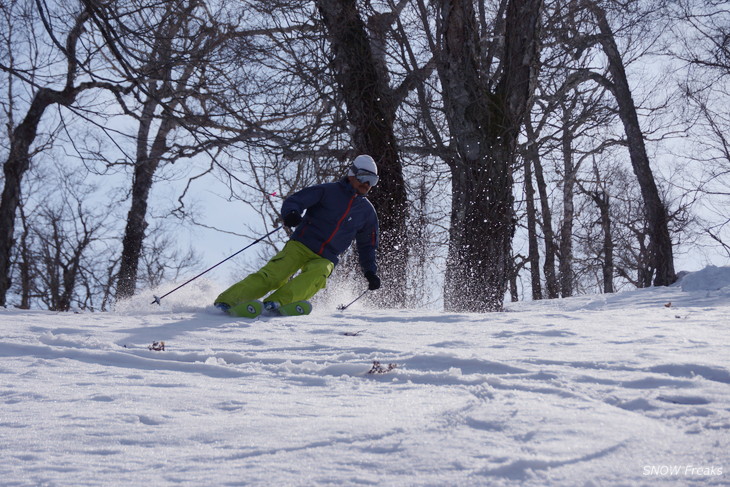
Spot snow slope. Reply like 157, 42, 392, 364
1, 268, 729, 486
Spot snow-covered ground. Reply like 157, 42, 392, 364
2, 267, 729, 486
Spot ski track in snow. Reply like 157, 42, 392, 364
1, 271, 729, 486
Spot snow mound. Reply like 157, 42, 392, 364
679, 265, 730, 292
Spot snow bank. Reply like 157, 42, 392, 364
678, 265, 730, 292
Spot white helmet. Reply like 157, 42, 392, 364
347, 154, 379, 186
351, 154, 377, 174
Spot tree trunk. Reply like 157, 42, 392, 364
523, 155, 543, 300
115, 159, 159, 299
316, 0, 409, 307
591, 4, 676, 286
596, 192, 614, 293
116, 93, 176, 299
17, 205, 33, 309
558, 106, 575, 298
443, 151, 516, 312
585, 158, 614, 293
0, 94, 49, 306
438, 0, 542, 311
525, 116, 560, 299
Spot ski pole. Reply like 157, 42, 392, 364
151, 226, 283, 305
337, 289, 369, 311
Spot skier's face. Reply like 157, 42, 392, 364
349, 176, 372, 195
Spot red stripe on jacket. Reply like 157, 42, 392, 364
318, 194, 356, 256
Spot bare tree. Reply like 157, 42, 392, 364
11, 166, 109, 311
515, 0, 678, 299
15, 195, 37, 309
576, 157, 615, 293
429, 0, 542, 311
80, 0, 276, 299
523, 111, 560, 299
94, 0, 212, 298
669, 0, 730, 257
0, 1, 118, 306
575, 0, 677, 286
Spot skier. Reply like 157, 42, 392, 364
214, 154, 381, 316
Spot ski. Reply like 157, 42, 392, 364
228, 300, 263, 318
277, 300, 312, 316
226, 300, 311, 318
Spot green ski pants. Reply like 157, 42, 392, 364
215, 240, 334, 306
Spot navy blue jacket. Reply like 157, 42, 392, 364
281, 178, 379, 274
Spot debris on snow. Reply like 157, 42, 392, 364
368, 361, 397, 374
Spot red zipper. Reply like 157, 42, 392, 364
318, 194, 356, 255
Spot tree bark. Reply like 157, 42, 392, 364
116, 95, 177, 299
595, 192, 614, 293
523, 155, 543, 300
525, 115, 560, 299
115, 158, 159, 299
558, 104, 576, 298
316, 0, 409, 307
437, 0, 542, 311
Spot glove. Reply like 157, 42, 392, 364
283, 211, 302, 228
364, 271, 381, 291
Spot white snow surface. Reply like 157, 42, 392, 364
2, 269, 729, 486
